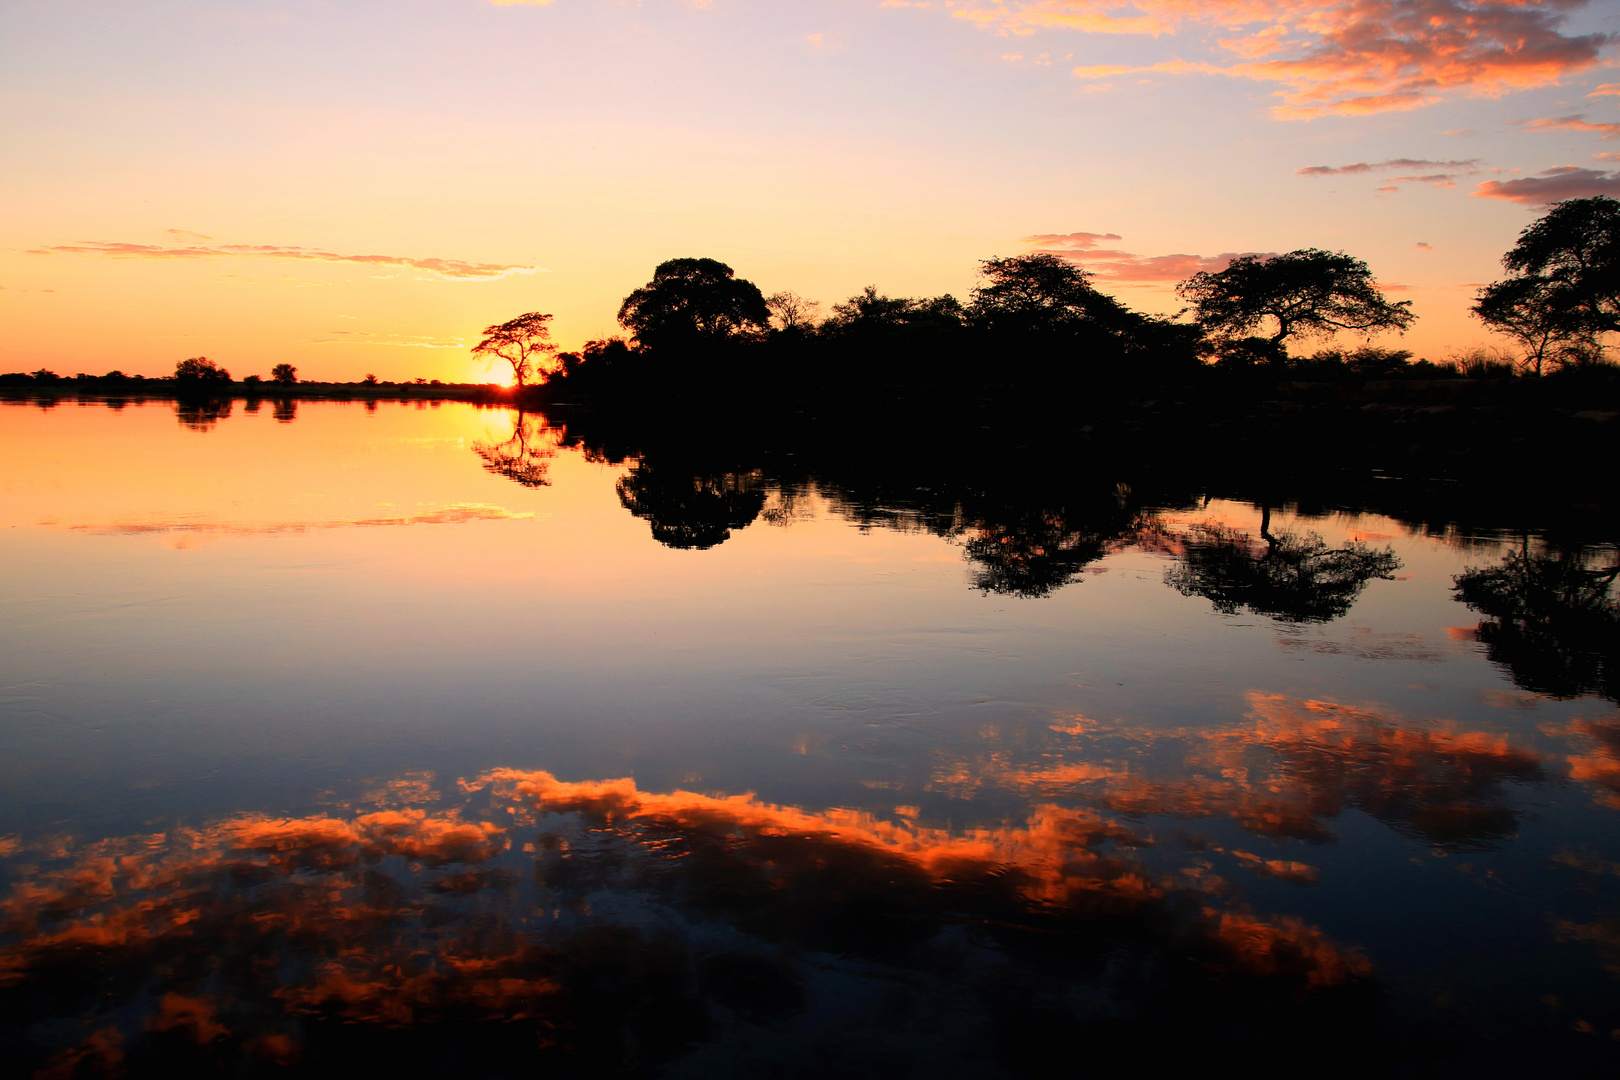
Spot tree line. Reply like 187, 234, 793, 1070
474, 196, 1618, 407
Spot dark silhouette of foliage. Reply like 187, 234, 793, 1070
616, 465, 766, 549
473, 312, 557, 390
1473, 196, 1620, 371
1178, 250, 1414, 349
764, 290, 823, 333
471, 411, 556, 487
968, 253, 1139, 337
1473, 274, 1595, 376
1454, 545, 1620, 702
617, 258, 768, 350
272, 398, 297, 424
1165, 517, 1401, 623
175, 356, 230, 383
271, 363, 297, 384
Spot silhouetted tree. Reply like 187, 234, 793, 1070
1165, 515, 1401, 622
271, 363, 297, 384
1472, 275, 1595, 375
968, 254, 1139, 336
618, 259, 768, 350
1454, 544, 1620, 702
616, 464, 766, 549
824, 287, 965, 335
471, 411, 557, 488
765, 291, 823, 333
175, 356, 230, 383
1472, 196, 1620, 369
473, 312, 558, 390
1178, 250, 1414, 349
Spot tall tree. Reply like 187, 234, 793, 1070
968, 253, 1139, 335
617, 258, 768, 350
1473, 196, 1620, 368
1471, 275, 1593, 376
1177, 249, 1414, 349
473, 312, 558, 390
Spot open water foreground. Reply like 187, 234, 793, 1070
2, 397, 1618, 1078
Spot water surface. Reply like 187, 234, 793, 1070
2, 399, 1617, 1076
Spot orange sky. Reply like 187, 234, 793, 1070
2, 0, 1616, 379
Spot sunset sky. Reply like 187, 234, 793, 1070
3, 0, 1617, 381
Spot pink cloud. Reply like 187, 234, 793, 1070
1512, 114, 1620, 139
1296, 157, 1478, 176
30, 239, 539, 281
1024, 231, 1276, 282
952, 1, 1610, 117
1472, 165, 1620, 205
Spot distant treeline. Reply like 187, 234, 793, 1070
490, 197, 1620, 416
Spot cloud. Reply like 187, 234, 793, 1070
1024, 231, 1274, 282
1589, 82, 1620, 98
1296, 157, 1478, 176
1512, 114, 1620, 139
1416, 241, 1434, 250
949, 0, 1611, 117
30, 239, 540, 281
1473, 165, 1620, 204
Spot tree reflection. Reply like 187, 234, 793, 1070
961, 506, 1140, 597
616, 464, 766, 549
471, 410, 558, 488
1163, 512, 1401, 622
1454, 544, 1620, 702
174, 397, 233, 432
271, 397, 297, 424
0, 769, 1383, 1077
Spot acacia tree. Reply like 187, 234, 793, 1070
472, 312, 558, 390
1472, 275, 1592, 376
1473, 196, 1620, 370
617, 258, 769, 349
270, 363, 297, 385
968, 253, 1138, 335
175, 356, 231, 382
1177, 249, 1414, 349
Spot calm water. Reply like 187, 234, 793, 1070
2, 398, 1618, 1076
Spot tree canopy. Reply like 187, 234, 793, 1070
473, 312, 558, 390
1472, 196, 1620, 370
617, 258, 769, 350
175, 356, 230, 382
1177, 249, 1414, 348
968, 253, 1140, 336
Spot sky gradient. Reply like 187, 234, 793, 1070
3, 0, 1618, 381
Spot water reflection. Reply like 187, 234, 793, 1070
272, 398, 297, 424
934, 695, 1546, 851
0, 770, 1379, 1077
1159, 515, 1402, 623
471, 410, 557, 488
617, 465, 768, 550
175, 397, 233, 432
1454, 544, 1620, 703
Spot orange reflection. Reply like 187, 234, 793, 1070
934, 694, 1546, 850
0, 768, 1374, 1075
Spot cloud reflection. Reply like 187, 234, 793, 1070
65, 504, 533, 536
0, 768, 1377, 1075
